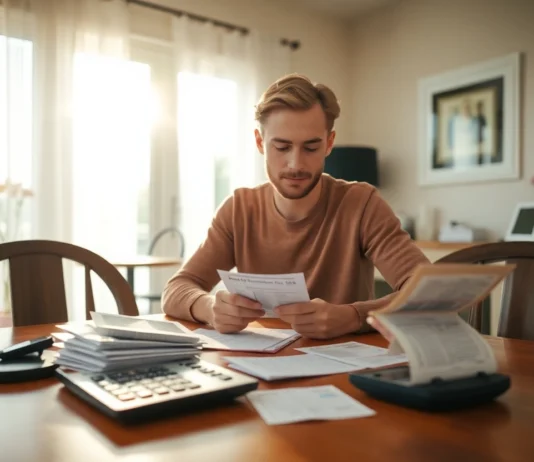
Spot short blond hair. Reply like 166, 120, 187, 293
255, 74, 340, 132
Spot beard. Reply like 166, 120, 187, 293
267, 164, 323, 200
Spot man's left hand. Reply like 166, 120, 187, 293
273, 298, 361, 339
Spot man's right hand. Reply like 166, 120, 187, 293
366, 316, 395, 343
209, 290, 265, 333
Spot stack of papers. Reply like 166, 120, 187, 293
52, 312, 304, 371
53, 313, 201, 373
246, 385, 376, 425
194, 327, 300, 353
223, 354, 358, 381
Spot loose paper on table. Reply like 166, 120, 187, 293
246, 385, 376, 425
296, 341, 408, 369
224, 353, 358, 381
194, 327, 300, 353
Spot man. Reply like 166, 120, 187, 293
162, 73, 429, 339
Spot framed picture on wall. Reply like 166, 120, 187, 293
417, 53, 521, 186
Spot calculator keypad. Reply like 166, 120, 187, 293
91, 364, 233, 402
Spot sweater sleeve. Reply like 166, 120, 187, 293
162, 196, 236, 321
351, 188, 430, 331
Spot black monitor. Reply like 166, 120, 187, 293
324, 146, 379, 187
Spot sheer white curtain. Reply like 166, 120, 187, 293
1, 0, 142, 320
172, 16, 257, 259
0, 0, 33, 240
172, 18, 292, 260
0, 0, 34, 314
33, 0, 134, 254
249, 32, 293, 184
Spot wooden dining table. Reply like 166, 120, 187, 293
110, 256, 182, 292
1, 318, 534, 462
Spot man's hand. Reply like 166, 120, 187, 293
274, 298, 361, 339
366, 316, 395, 342
210, 290, 265, 334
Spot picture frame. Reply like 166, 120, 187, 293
505, 202, 534, 242
418, 53, 521, 186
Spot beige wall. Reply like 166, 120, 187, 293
349, 0, 534, 240
130, 0, 353, 143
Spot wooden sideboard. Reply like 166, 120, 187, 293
374, 241, 502, 335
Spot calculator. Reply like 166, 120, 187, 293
55, 358, 259, 423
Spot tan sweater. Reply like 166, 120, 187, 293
162, 174, 429, 331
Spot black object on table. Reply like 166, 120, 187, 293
0, 336, 58, 383
349, 366, 511, 411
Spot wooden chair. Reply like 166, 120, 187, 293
436, 241, 534, 341
0, 239, 139, 327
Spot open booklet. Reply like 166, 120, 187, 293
369, 263, 515, 386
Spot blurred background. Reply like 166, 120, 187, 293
1, 0, 532, 325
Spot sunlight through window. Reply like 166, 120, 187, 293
71, 53, 154, 318
0, 35, 33, 187
177, 72, 238, 258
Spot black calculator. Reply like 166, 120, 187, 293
56, 358, 258, 423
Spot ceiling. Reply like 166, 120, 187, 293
285, 0, 399, 20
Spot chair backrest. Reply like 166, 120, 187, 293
436, 242, 534, 340
148, 227, 185, 258
0, 240, 139, 327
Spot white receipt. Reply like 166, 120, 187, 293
193, 327, 300, 353
224, 353, 358, 381
217, 270, 310, 317
246, 385, 376, 425
296, 341, 408, 369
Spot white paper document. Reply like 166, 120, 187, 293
376, 263, 514, 315
296, 341, 408, 369
378, 312, 497, 385
217, 270, 310, 317
368, 263, 516, 385
224, 353, 358, 381
246, 385, 376, 425
194, 327, 300, 353
90, 312, 199, 344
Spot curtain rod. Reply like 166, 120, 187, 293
126, 0, 301, 50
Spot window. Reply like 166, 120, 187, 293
71, 53, 155, 318
177, 72, 238, 258
0, 35, 33, 187
0, 35, 33, 239
72, 53, 153, 257
0, 35, 32, 313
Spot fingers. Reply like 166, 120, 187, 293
215, 290, 264, 319
218, 291, 263, 311
211, 291, 264, 334
278, 312, 316, 326
219, 304, 264, 319
367, 316, 395, 342
275, 303, 316, 317
212, 313, 249, 334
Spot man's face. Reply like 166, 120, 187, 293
255, 104, 335, 200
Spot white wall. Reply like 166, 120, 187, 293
130, 0, 353, 143
349, 0, 534, 240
